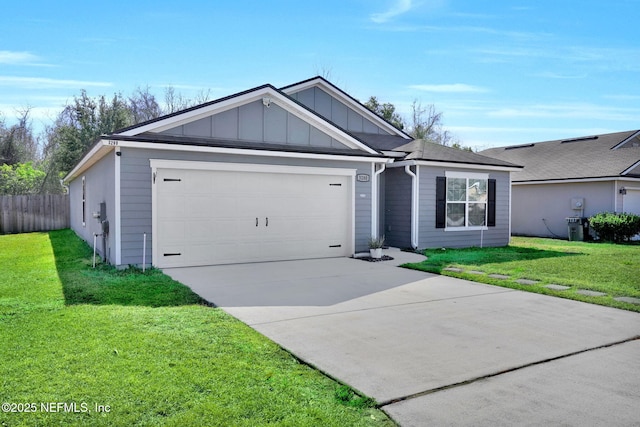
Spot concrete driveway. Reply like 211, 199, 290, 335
164, 250, 640, 426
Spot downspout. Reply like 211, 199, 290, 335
372, 163, 386, 238
404, 164, 419, 249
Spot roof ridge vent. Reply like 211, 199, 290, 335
561, 135, 599, 143
504, 143, 534, 150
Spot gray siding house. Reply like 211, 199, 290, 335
65, 77, 520, 268
383, 140, 518, 249
482, 130, 640, 238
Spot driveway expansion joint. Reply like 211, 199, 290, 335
376, 335, 640, 409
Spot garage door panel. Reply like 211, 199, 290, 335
158, 195, 186, 219
158, 219, 186, 241
155, 167, 353, 267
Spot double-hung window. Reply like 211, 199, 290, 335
436, 172, 496, 230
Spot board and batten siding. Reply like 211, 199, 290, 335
69, 151, 116, 262
418, 167, 511, 248
119, 147, 374, 266
383, 167, 412, 248
289, 87, 391, 136
160, 100, 349, 150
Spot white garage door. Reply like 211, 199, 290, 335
153, 163, 353, 268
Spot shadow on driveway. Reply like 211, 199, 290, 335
164, 253, 432, 307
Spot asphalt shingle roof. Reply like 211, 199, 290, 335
350, 132, 411, 151
394, 139, 522, 168
481, 130, 640, 182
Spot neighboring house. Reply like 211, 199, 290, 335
64, 77, 521, 268
482, 130, 640, 238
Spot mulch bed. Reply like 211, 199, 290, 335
356, 255, 395, 262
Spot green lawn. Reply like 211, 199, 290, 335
0, 230, 394, 426
405, 237, 640, 312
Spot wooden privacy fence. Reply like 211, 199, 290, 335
0, 195, 70, 234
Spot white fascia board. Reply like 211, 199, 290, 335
381, 150, 407, 157
63, 142, 114, 183
282, 78, 411, 140
388, 159, 522, 172
621, 159, 640, 175
110, 139, 390, 163
611, 130, 640, 150
513, 176, 640, 185
117, 85, 379, 155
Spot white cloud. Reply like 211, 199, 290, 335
371, 0, 414, 23
409, 83, 489, 93
0, 76, 112, 89
0, 51, 42, 65
486, 103, 640, 121
533, 71, 587, 79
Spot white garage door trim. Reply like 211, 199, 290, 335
150, 159, 356, 267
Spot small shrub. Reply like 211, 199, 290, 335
368, 235, 385, 249
589, 212, 640, 243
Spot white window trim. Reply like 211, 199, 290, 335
445, 171, 488, 180
444, 171, 489, 231
445, 225, 489, 232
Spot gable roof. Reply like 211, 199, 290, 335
481, 130, 640, 182
114, 83, 379, 155
281, 76, 412, 140
394, 139, 522, 168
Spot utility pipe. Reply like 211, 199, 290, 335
142, 233, 147, 272
92, 233, 103, 268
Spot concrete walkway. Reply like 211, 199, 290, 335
164, 250, 640, 426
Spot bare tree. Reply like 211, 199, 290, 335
0, 108, 38, 165
192, 88, 213, 106
408, 101, 450, 144
129, 86, 162, 124
314, 64, 334, 81
163, 86, 192, 114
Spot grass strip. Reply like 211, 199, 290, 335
0, 230, 392, 426
404, 237, 640, 312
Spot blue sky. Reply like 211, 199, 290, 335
1, 0, 638, 149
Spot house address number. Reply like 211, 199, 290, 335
356, 174, 370, 182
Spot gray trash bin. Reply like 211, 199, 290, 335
566, 217, 586, 241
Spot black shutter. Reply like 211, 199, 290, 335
487, 179, 496, 227
436, 176, 446, 228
